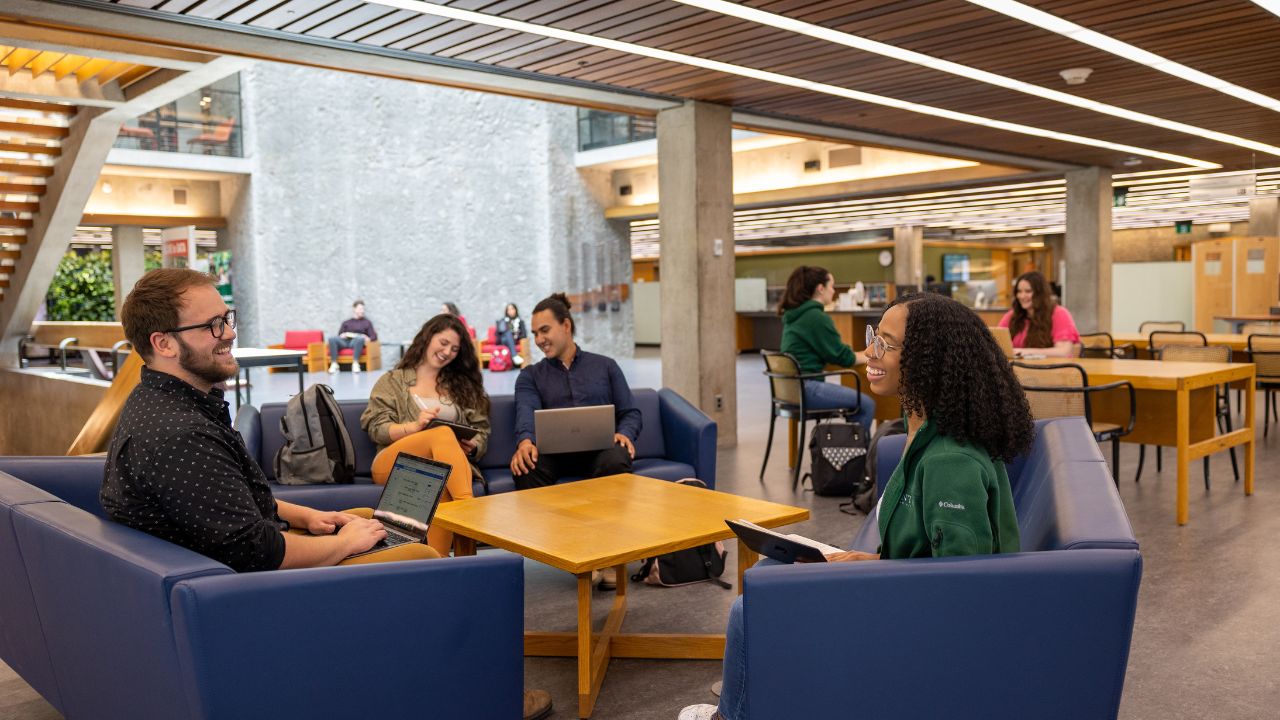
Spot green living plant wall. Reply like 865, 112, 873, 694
45, 250, 115, 321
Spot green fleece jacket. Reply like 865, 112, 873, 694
877, 420, 1020, 559
780, 300, 855, 375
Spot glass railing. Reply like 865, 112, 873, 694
114, 73, 243, 157
577, 109, 656, 151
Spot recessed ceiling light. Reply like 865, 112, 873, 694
674, 0, 1277, 159
967, 0, 1280, 113
365, 0, 1218, 169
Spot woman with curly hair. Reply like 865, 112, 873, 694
998, 270, 1080, 358
360, 313, 491, 556
681, 293, 1034, 720
777, 265, 876, 432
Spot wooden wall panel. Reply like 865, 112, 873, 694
1193, 237, 1234, 333
1233, 236, 1280, 318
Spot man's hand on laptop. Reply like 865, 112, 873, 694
305, 510, 361, 535
614, 433, 635, 459
511, 439, 539, 475
339, 518, 387, 554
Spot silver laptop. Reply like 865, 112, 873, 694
534, 404, 616, 454
348, 452, 449, 558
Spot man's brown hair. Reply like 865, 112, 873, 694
121, 268, 216, 361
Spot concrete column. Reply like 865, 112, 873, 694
893, 225, 924, 288
111, 225, 145, 316
1064, 167, 1113, 333
1249, 196, 1280, 236
657, 101, 736, 447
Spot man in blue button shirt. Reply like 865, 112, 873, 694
510, 293, 642, 491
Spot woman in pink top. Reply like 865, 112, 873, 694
998, 271, 1081, 357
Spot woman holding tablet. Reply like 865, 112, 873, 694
361, 313, 491, 556
682, 293, 1033, 720
998, 270, 1081, 358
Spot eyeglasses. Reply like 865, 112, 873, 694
865, 325, 902, 360
165, 309, 237, 339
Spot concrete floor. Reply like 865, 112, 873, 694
4, 347, 1280, 719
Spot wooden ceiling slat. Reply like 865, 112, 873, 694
433, 29, 529, 60
248, 0, 340, 30
0, 162, 54, 177
222, 0, 294, 25
27, 51, 63, 78
73, 57, 113, 83
301, 5, 402, 40
4, 48, 40, 73
120, 0, 173, 9
279, 0, 364, 33
184, 0, 254, 20
0, 98, 74, 115
0, 142, 60, 156
95, 60, 139, 85
114, 65, 156, 87
407, 23, 520, 56
386, 17, 459, 50
0, 121, 68, 139
356, 14, 451, 48
338, 9, 421, 43
0, 182, 44, 194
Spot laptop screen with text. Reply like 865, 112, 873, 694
374, 454, 449, 534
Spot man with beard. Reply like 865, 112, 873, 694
100, 268, 438, 570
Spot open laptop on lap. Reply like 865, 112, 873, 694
534, 404, 616, 454
348, 452, 450, 558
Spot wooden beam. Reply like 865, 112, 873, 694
0, 120, 67, 139
0, 20, 218, 70
0, 234, 28, 244
81, 213, 226, 228
0, 182, 44, 194
0, 201, 38, 212
0, 141, 58, 155
0, 250, 20, 259
0, 66, 125, 107
0, 218, 33, 229
0, 161, 54, 176
0, 97, 75, 114
0, 279, 8, 289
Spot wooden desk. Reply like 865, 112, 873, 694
433, 475, 808, 718
1215, 315, 1280, 333
1018, 358, 1256, 525
230, 348, 305, 407
1112, 332, 1251, 354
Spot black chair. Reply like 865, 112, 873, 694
760, 350, 863, 490
1136, 344, 1239, 489
1247, 334, 1280, 438
1079, 332, 1136, 359
1011, 362, 1135, 483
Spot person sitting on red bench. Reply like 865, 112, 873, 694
328, 299, 377, 374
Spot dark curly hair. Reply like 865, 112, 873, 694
1007, 271, 1055, 349
890, 293, 1034, 462
778, 266, 831, 315
396, 314, 489, 415
532, 292, 574, 334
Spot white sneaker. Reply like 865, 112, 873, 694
352, 362, 361, 374
514, 355, 524, 366
678, 704, 720, 720
327, 362, 339, 374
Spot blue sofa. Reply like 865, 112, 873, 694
0, 460, 525, 720
234, 387, 717, 507
735, 417, 1143, 719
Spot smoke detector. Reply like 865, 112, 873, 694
1059, 67, 1093, 86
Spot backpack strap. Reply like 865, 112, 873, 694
696, 544, 732, 589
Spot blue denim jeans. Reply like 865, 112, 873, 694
803, 379, 876, 432
327, 335, 364, 365
717, 558, 784, 720
497, 329, 519, 362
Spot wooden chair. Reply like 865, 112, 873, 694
1139, 320, 1185, 335
1138, 344, 1238, 489
1079, 332, 1137, 359
1148, 330, 1207, 352
1011, 362, 1135, 482
1247, 334, 1280, 438
187, 117, 237, 154
760, 350, 864, 490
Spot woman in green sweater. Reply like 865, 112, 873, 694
778, 265, 876, 432
682, 293, 1034, 720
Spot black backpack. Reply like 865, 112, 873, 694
841, 418, 907, 516
630, 479, 732, 589
802, 421, 868, 496
273, 384, 356, 485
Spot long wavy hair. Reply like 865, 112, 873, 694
890, 292, 1034, 462
396, 314, 489, 414
778, 265, 831, 315
1007, 271, 1055, 348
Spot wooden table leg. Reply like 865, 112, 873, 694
453, 535, 476, 557
1177, 388, 1190, 525
1245, 373, 1256, 496
788, 419, 797, 468
578, 573, 592, 717
737, 538, 758, 596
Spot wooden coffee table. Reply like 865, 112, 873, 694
431, 474, 809, 718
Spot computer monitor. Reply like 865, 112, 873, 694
942, 253, 970, 282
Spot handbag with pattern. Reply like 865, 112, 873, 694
803, 421, 868, 496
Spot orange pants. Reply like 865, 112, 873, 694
288, 508, 441, 565
370, 426, 475, 556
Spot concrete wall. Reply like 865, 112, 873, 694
224, 62, 632, 359
1112, 261, 1194, 332
1111, 221, 1249, 263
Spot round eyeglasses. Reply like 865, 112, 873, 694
164, 309, 237, 339
865, 324, 902, 360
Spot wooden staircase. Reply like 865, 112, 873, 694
0, 97, 71, 308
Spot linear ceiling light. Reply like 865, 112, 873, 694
967, 0, 1280, 113
676, 0, 1280, 158
364, 0, 1217, 169
1255, 2, 1280, 18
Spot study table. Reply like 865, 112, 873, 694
229, 348, 305, 408
1111, 332, 1251, 354
433, 474, 808, 718
1017, 357, 1255, 525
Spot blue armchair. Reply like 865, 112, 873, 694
732, 417, 1143, 719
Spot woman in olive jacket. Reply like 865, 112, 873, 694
360, 314, 491, 556
684, 293, 1033, 720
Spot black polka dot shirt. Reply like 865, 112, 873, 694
101, 367, 286, 572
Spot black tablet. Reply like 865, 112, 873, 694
426, 419, 480, 441
726, 519, 829, 564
